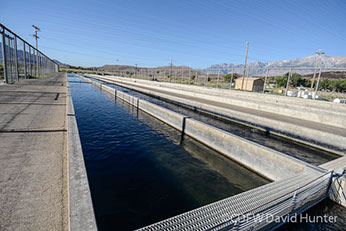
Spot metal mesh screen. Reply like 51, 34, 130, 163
1, 23, 58, 84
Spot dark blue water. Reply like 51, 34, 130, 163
68, 74, 269, 230
86, 76, 338, 166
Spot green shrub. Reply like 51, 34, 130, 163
224, 73, 237, 83
275, 75, 287, 87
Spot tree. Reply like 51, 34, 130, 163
330, 80, 342, 92
224, 73, 237, 83
340, 79, 346, 92
191, 75, 195, 80
275, 76, 287, 87
319, 79, 330, 90
275, 72, 313, 88
289, 73, 303, 87
303, 79, 312, 88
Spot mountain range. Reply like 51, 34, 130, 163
92, 55, 346, 76
1, 46, 346, 77
205, 55, 346, 76
0, 43, 63, 66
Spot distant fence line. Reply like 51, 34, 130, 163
84, 66, 346, 98
94, 67, 346, 75
0, 23, 59, 84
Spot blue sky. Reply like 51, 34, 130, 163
2, 0, 346, 68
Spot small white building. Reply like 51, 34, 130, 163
334, 98, 346, 104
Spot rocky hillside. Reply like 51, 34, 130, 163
206, 55, 346, 76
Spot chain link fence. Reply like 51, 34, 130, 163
0, 23, 59, 84
96, 67, 346, 101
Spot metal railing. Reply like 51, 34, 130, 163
136, 171, 332, 231
95, 67, 346, 101
0, 23, 59, 84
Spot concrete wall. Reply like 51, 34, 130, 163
107, 75, 346, 116
78, 74, 320, 182
66, 78, 97, 231
93, 75, 346, 128
102, 75, 346, 114
86, 75, 346, 152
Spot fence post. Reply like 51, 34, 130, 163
13, 35, 19, 81
38, 52, 40, 76
1, 30, 8, 83
23, 42, 27, 79
188, 69, 191, 84
7, 36, 13, 83
230, 68, 234, 89
205, 70, 208, 87
314, 68, 322, 99
217, 70, 220, 88
33, 49, 36, 76
263, 69, 269, 93
38, 51, 40, 76
195, 71, 198, 85
285, 69, 292, 96
174, 69, 177, 83
181, 69, 184, 84
28, 46, 32, 76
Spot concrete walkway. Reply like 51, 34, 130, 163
0, 73, 68, 230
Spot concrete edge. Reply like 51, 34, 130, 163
66, 76, 97, 231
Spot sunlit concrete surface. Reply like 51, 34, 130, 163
0, 73, 68, 231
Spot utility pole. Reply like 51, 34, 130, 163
135, 64, 138, 78
32, 25, 40, 76
311, 49, 324, 91
170, 60, 173, 82
241, 41, 249, 90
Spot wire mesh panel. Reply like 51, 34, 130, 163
136, 171, 332, 231
5, 31, 16, 83
24, 43, 29, 78
0, 32, 3, 80
28, 46, 32, 77
17, 38, 25, 78
33, 49, 38, 76
0, 23, 58, 84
